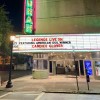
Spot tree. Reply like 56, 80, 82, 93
0, 6, 13, 57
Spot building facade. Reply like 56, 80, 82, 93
36, 0, 100, 33
21, 0, 100, 79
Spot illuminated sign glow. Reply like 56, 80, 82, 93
84, 60, 92, 76
13, 34, 100, 52
23, 0, 36, 34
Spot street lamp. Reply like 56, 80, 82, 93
72, 46, 79, 92
6, 36, 15, 88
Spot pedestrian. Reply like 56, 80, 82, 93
65, 65, 68, 73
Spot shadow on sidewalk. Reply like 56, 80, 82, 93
11, 70, 32, 79
0, 70, 32, 86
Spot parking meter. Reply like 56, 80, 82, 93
86, 69, 90, 82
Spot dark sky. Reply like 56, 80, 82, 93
0, 0, 23, 32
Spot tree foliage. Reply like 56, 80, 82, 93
0, 6, 13, 56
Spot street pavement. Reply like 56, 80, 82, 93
1, 75, 100, 93
0, 92, 39, 100
37, 93, 100, 100
0, 92, 100, 100
0, 74, 100, 99
0, 91, 8, 96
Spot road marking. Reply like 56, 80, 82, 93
11, 91, 40, 95
35, 92, 45, 100
0, 92, 12, 99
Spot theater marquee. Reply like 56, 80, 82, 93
13, 34, 100, 52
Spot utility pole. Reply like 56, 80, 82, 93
72, 46, 79, 92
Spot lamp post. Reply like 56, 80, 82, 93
6, 36, 15, 88
72, 46, 79, 92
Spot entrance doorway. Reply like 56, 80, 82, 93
49, 61, 52, 73
65, 60, 79, 76
75, 61, 79, 75
49, 61, 56, 74
79, 60, 84, 75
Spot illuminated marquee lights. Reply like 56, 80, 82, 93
23, 0, 36, 34
13, 34, 100, 53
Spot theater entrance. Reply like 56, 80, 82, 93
48, 52, 92, 76
32, 52, 93, 78
49, 60, 80, 76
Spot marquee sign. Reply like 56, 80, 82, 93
23, 0, 36, 34
13, 34, 100, 52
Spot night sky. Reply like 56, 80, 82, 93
0, 0, 23, 32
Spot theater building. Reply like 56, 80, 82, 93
18, 0, 100, 79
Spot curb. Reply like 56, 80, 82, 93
44, 91, 100, 95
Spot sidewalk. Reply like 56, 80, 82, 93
0, 75, 100, 94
